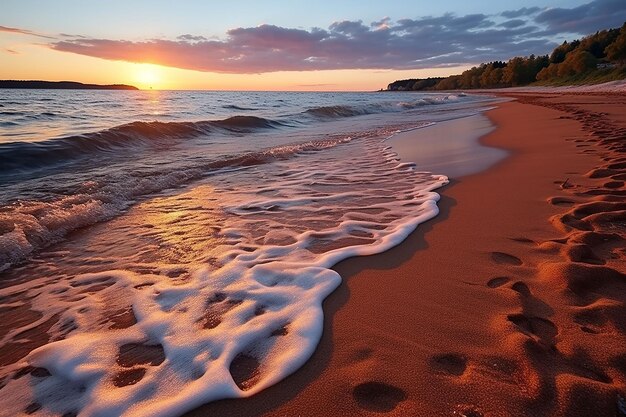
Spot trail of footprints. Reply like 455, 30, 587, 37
352, 381, 408, 413
484, 241, 560, 349
344, 96, 625, 416
482, 95, 625, 415
421, 96, 626, 417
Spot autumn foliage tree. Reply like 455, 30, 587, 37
605, 23, 626, 65
387, 23, 626, 91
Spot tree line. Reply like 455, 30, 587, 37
387, 22, 626, 91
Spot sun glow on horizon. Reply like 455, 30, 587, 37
0, 31, 471, 91
0, 42, 470, 91
132, 64, 164, 90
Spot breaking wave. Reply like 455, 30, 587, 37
0, 116, 283, 175
0, 135, 353, 271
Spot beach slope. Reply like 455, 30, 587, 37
189, 93, 626, 417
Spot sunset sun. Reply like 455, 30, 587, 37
133, 64, 162, 89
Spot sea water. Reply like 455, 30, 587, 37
0, 90, 497, 416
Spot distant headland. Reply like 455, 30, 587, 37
0, 80, 139, 90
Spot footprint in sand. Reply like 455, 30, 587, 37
603, 180, 624, 189
429, 353, 468, 376
113, 368, 147, 387
200, 293, 244, 329
108, 306, 137, 330
230, 353, 261, 391
563, 243, 605, 265
547, 196, 576, 207
116, 343, 165, 368
486, 277, 510, 288
352, 381, 407, 412
507, 314, 557, 346
490, 252, 523, 266
511, 281, 532, 297
509, 237, 536, 245
113, 343, 165, 387
229, 326, 291, 391
13, 366, 51, 380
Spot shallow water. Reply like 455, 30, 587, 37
0, 90, 498, 416
388, 112, 508, 178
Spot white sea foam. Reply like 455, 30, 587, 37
0, 136, 355, 272
0, 126, 447, 416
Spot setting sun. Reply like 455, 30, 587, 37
133, 64, 162, 89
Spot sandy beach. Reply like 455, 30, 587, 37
189, 93, 626, 417
3, 3, 626, 416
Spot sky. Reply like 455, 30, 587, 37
1, 0, 625, 90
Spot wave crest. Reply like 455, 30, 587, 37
0, 135, 352, 270
0, 116, 282, 175
304, 105, 371, 119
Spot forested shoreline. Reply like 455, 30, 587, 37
387, 23, 626, 91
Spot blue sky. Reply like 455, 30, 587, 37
3, 0, 594, 40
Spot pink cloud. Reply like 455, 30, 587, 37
48, 0, 626, 74
50, 21, 540, 73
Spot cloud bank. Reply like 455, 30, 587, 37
48, 0, 626, 74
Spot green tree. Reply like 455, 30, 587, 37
532, 55, 550, 74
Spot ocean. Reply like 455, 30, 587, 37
0, 89, 497, 416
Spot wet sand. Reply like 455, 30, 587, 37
189, 93, 626, 416
387, 112, 505, 178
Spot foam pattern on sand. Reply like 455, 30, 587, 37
0, 127, 447, 416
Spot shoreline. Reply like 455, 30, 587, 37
387, 111, 506, 179
188, 93, 626, 416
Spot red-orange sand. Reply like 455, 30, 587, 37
189, 94, 626, 417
